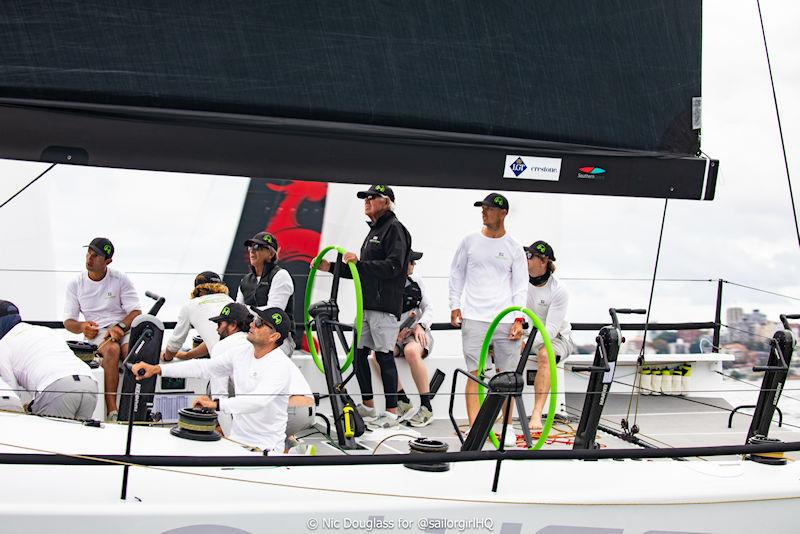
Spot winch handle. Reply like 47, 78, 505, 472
124, 362, 146, 376
779, 314, 800, 330
609, 308, 646, 331
145, 291, 166, 316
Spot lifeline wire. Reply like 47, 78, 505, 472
0, 163, 56, 210
756, 0, 800, 249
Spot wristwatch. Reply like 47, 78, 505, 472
116, 321, 128, 332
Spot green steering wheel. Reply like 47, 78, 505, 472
476, 306, 557, 450
304, 245, 364, 373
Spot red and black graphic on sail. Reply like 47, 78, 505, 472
224, 178, 328, 344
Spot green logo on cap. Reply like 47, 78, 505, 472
271, 313, 283, 325
263, 234, 273, 244
536, 243, 546, 254
374, 185, 385, 193
493, 196, 504, 206
103, 244, 112, 254
221, 306, 231, 316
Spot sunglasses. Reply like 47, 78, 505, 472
252, 316, 274, 330
364, 194, 383, 201
526, 250, 547, 260
248, 244, 270, 251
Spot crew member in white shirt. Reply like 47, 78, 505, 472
236, 231, 295, 355
524, 240, 575, 432
449, 193, 528, 439
395, 250, 436, 428
1, 300, 98, 420
161, 271, 233, 361
63, 237, 141, 419
133, 306, 294, 454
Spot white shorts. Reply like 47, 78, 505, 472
527, 334, 575, 367
86, 326, 131, 348
461, 319, 520, 372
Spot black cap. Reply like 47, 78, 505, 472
243, 231, 278, 252
85, 237, 114, 259
0, 300, 20, 319
524, 240, 556, 261
356, 184, 395, 202
194, 271, 223, 286
250, 307, 292, 343
473, 193, 509, 211
208, 303, 252, 325
410, 250, 423, 262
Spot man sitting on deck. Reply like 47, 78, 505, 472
133, 307, 295, 454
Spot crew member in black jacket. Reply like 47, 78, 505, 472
236, 231, 295, 355
318, 184, 411, 428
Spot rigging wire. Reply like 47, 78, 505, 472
756, 0, 800, 249
0, 163, 57, 210
624, 197, 670, 433
722, 281, 800, 302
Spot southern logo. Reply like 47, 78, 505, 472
577, 166, 606, 179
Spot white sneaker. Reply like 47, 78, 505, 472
406, 406, 433, 428
397, 400, 413, 420
356, 404, 378, 421
289, 443, 317, 456
366, 411, 400, 430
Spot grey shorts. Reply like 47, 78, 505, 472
285, 403, 316, 437
395, 328, 434, 358
462, 319, 520, 372
86, 326, 131, 348
32, 375, 98, 420
357, 309, 400, 353
528, 334, 575, 367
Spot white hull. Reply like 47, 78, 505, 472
1, 413, 798, 533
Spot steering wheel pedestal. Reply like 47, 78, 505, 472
305, 246, 364, 450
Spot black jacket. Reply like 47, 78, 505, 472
239, 261, 295, 325
341, 211, 411, 318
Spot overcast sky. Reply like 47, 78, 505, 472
0, 1, 798, 337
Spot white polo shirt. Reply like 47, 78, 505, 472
161, 343, 293, 453
64, 268, 141, 327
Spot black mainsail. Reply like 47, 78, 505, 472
0, 1, 716, 199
